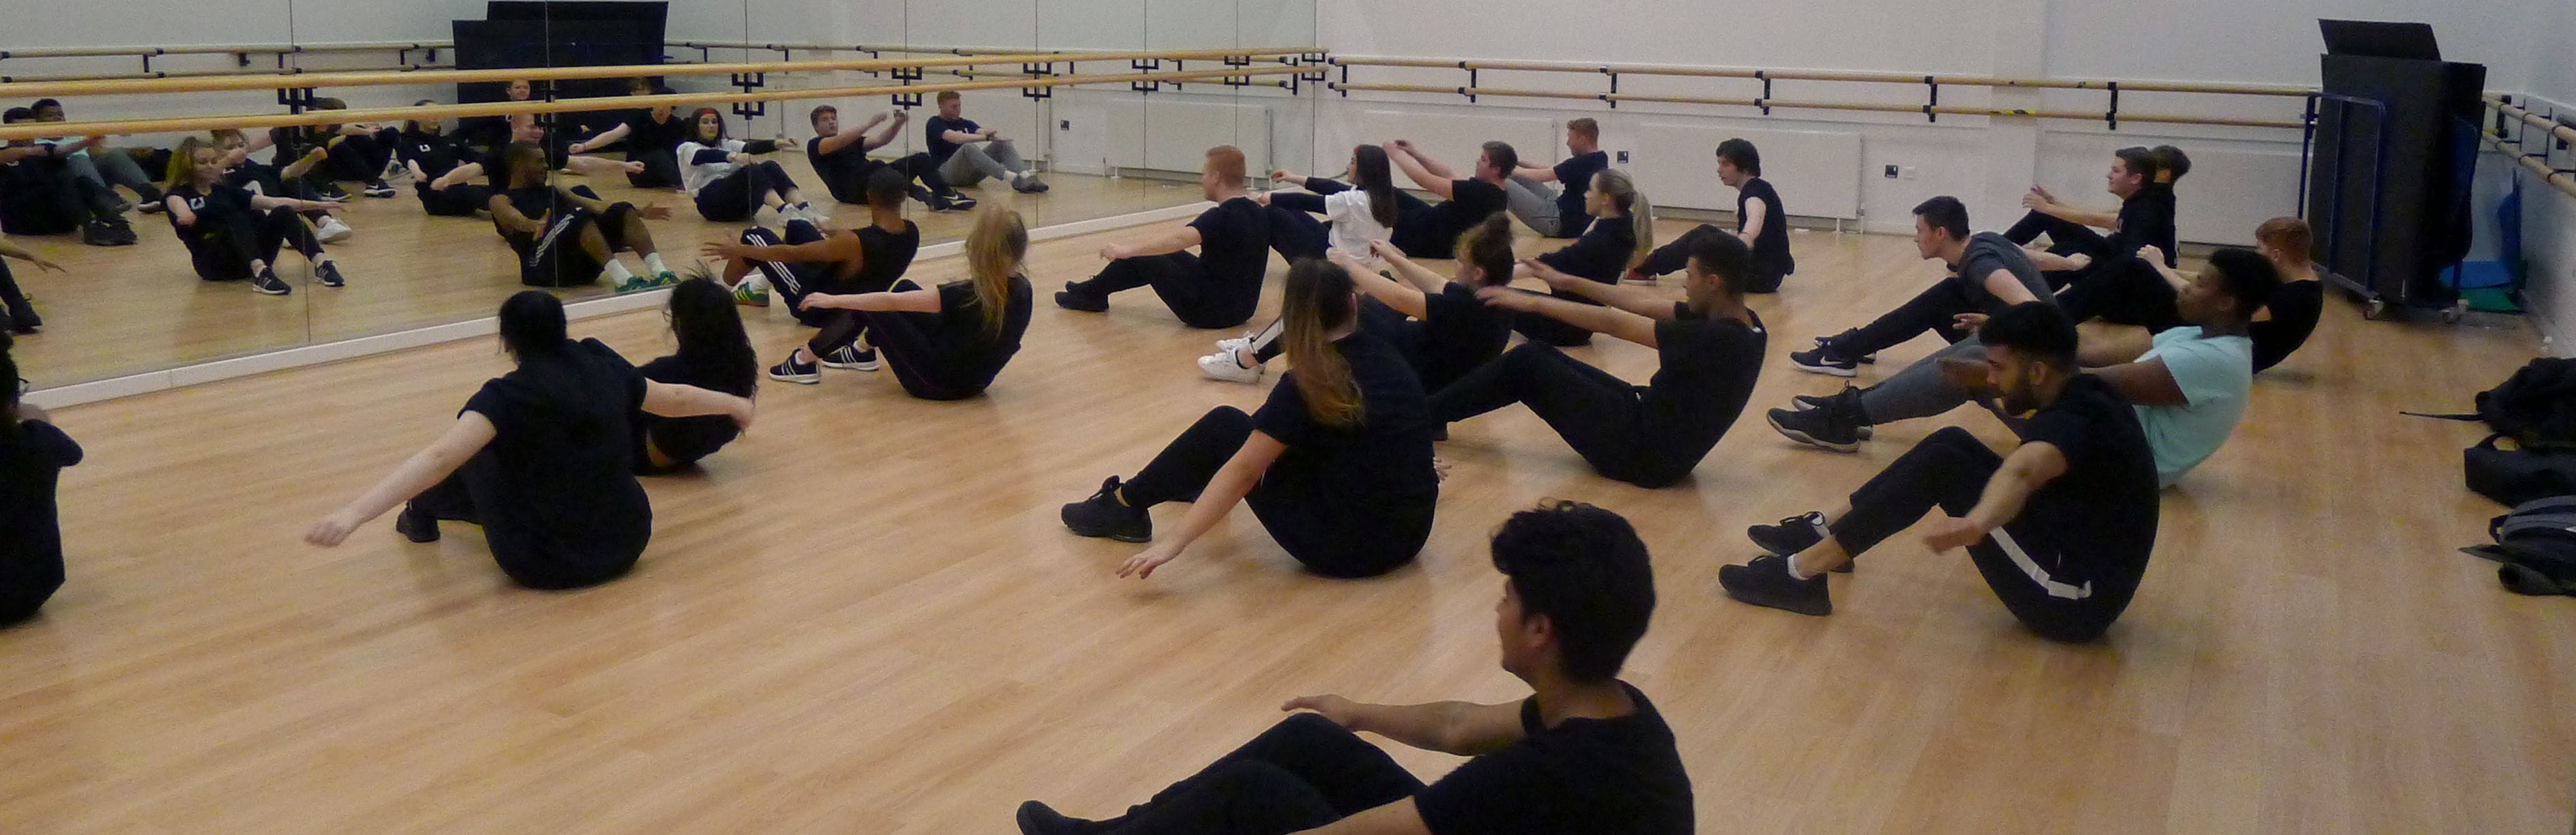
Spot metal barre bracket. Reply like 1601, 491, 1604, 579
730, 71, 768, 119
1924, 76, 1937, 123
2107, 81, 2120, 130
1759, 71, 1771, 115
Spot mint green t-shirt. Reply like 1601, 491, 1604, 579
2133, 326, 2253, 486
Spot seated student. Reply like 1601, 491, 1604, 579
303, 291, 757, 590
457, 79, 538, 156
259, 98, 402, 199
394, 104, 488, 217
1510, 169, 1653, 347
1381, 139, 1513, 259
484, 142, 679, 293
30, 98, 166, 214
1433, 232, 1766, 489
1059, 259, 1439, 580
1775, 250, 2277, 489
1198, 214, 1518, 388
2006, 145, 2178, 282
1502, 117, 1609, 239
1721, 303, 2160, 641
1016, 501, 1693, 835
1630, 138, 1795, 293
1053, 146, 1270, 329
433, 113, 652, 194
2246, 216, 2325, 373
164, 137, 352, 295
566, 80, 689, 191
1, 334, 80, 626
1, 109, 138, 247
632, 277, 758, 473
787, 208, 1036, 400
924, 91, 1047, 193
0, 237, 60, 334
2064, 215, 2316, 377
212, 127, 353, 244
700, 169, 924, 381
1785, 196, 2047, 377
1259, 143, 1401, 265
806, 104, 973, 213
675, 108, 823, 224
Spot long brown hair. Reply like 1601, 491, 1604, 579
1594, 169, 1655, 271
164, 136, 216, 188
1454, 213, 1515, 287
963, 207, 1029, 340
1282, 259, 1362, 427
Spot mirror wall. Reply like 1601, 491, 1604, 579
2, 0, 1313, 394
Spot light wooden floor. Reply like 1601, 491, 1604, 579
4, 220, 2570, 834
8, 155, 1204, 387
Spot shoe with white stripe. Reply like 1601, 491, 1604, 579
767, 352, 820, 384
821, 342, 878, 371
731, 281, 770, 307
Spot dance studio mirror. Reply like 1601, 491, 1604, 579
2, 0, 1315, 394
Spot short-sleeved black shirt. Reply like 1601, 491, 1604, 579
2011, 374, 2161, 591
621, 112, 686, 158
1411, 682, 1695, 835
1416, 282, 1514, 392
805, 136, 877, 201
458, 338, 654, 580
1631, 306, 1768, 486
1395, 178, 1508, 257
1534, 214, 1637, 284
2251, 278, 2324, 374
397, 130, 468, 179
927, 275, 1036, 391
847, 222, 923, 295
634, 353, 753, 471
1188, 196, 1273, 321
1251, 329, 1439, 527
1737, 177, 1796, 280
924, 115, 978, 165
1551, 150, 1609, 237
164, 183, 257, 235
1, 420, 83, 619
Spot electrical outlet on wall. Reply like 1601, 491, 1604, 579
1883, 164, 1900, 179
1060, 119, 1071, 130
1616, 150, 1630, 164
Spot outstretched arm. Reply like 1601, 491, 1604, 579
2022, 188, 2118, 229
1521, 259, 1676, 320
431, 161, 484, 191
2086, 357, 2188, 407
1737, 196, 1768, 245
1332, 250, 1428, 319
1279, 694, 1528, 757
1373, 241, 1450, 295
701, 227, 862, 267
1384, 143, 1456, 199
1478, 286, 1660, 348
1920, 440, 2068, 552
2133, 246, 2192, 293
0, 239, 63, 274
860, 111, 907, 152
303, 412, 497, 546
798, 286, 943, 313
1116, 430, 1287, 578
640, 380, 757, 424
1100, 224, 1203, 261
568, 122, 632, 155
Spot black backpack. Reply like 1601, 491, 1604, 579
2463, 496, 2576, 596
2410, 357, 2576, 504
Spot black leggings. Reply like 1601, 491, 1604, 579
407, 463, 645, 591
694, 160, 799, 222
324, 129, 400, 183
1079, 714, 1425, 835
2055, 254, 2182, 332
1433, 343, 1671, 486
1830, 426, 2138, 642
823, 153, 955, 205
627, 148, 682, 190
0, 170, 117, 235
1069, 252, 1259, 329
0, 259, 35, 327
418, 182, 491, 217
2004, 211, 2110, 290
182, 206, 324, 281
1639, 224, 1785, 293
1263, 202, 1330, 262
1822, 276, 1980, 358
851, 278, 993, 400
1119, 407, 1429, 578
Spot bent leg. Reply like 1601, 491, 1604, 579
1118, 407, 1257, 508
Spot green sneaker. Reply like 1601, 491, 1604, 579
731, 281, 770, 308
613, 274, 658, 294
652, 270, 679, 287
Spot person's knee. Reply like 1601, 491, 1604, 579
1503, 342, 1564, 372
1922, 426, 1983, 454
1203, 405, 1254, 429
785, 219, 819, 241
739, 227, 774, 246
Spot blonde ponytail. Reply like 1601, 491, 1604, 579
1282, 259, 1363, 427
963, 208, 1029, 340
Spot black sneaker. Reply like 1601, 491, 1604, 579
1789, 387, 1873, 439
1748, 512, 1828, 557
315, 183, 349, 201
945, 193, 978, 211
250, 267, 293, 296
1061, 476, 1152, 543
394, 501, 440, 543
81, 218, 134, 247
1768, 407, 1860, 452
767, 352, 821, 384
362, 180, 397, 199
8, 310, 40, 334
1813, 336, 1875, 364
1015, 800, 1104, 835
314, 261, 346, 288
1788, 345, 1858, 377
1719, 555, 1832, 615
819, 342, 878, 371
1054, 284, 1109, 312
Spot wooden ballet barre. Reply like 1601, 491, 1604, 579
0, 65, 1304, 142
0, 47, 1318, 99
1329, 82, 2307, 130
2480, 130, 2576, 199
667, 40, 1315, 58
0, 64, 449, 85
1328, 55, 2315, 98
2485, 96, 2576, 145
0, 41, 451, 61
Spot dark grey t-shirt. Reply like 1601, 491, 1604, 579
1958, 231, 2054, 313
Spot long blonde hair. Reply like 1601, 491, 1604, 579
963, 208, 1029, 340
164, 136, 217, 189
1595, 169, 1655, 271
1283, 259, 1362, 427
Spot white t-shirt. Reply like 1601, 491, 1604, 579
1323, 189, 1394, 267
676, 138, 749, 194
2132, 326, 2253, 486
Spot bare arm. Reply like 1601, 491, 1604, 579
568, 122, 632, 154
1524, 259, 1678, 319
639, 380, 757, 424
1480, 287, 1660, 349
486, 192, 547, 235
1102, 224, 1204, 261
2133, 246, 2191, 293
2023, 249, 2091, 273
941, 128, 987, 145
1280, 694, 1527, 756
563, 154, 642, 178
1116, 431, 1287, 578
0, 239, 62, 273
246, 193, 330, 213
704, 227, 861, 266
279, 147, 328, 181
1922, 441, 2068, 551
2038, 202, 2119, 229
431, 162, 483, 190
1291, 800, 1433, 835
1375, 243, 1451, 295
303, 413, 497, 546
1737, 196, 1768, 245
798, 286, 943, 314
2086, 357, 2189, 407
860, 112, 906, 152
1332, 250, 1428, 319
1384, 144, 1455, 199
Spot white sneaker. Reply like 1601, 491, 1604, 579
795, 203, 830, 226
1214, 333, 1255, 354
315, 216, 354, 244
1197, 349, 1263, 384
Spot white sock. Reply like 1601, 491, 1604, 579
601, 261, 634, 285
1783, 555, 1815, 581
641, 253, 669, 276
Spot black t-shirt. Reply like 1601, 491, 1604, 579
1534, 214, 1636, 284
2011, 374, 2161, 591
0, 420, 83, 611
494, 186, 558, 241
806, 136, 869, 188
267, 126, 332, 169
1633, 306, 1767, 484
1396, 178, 1509, 256
924, 115, 977, 164
1251, 329, 1439, 527
396, 130, 467, 179
1737, 177, 1795, 278
847, 222, 923, 295
2251, 278, 2324, 373
1551, 150, 1609, 237
164, 183, 257, 235
930, 275, 1036, 390
220, 160, 282, 195
621, 112, 685, 158
1189, 197, 1272, 321
635, 353, 752, 469
1416, 282, 1514, 392
2107, 186, 2179, 266
1413, 682, 1695, 835
458, 338, 654, 577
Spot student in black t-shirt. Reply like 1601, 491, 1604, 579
2249, 216, 2324, 373
1786, 196, 2049, 377
1512, 169, 1653, 347
1381, 139, 1514, 259
566, 83, 688, 191
1060, 259, 1439, 579
304, 292, 757, 590
161, 138, 350, 295
430, 115, 651, 199
787, 208, 1036, 400
1435, 230, 1767, 488
632, 278, 758, 473
1017, 501, 1694, 835
2007, 146, 2180, 287
1, 334, 80, 626
1196, 213, 1517, 392
924, 90, 1048, 193
1504, 117, 1609, 239
209, 128, 349, 241
805, 104, 973, 214
0, 237, 63, 334
1632, 138, 1796, 293
484, 142, 680, 293
2050, 217, 2322, 370
702, 169, 924, 381
1054, 146, 1270, 329
1724, 302, 2161, 642
394, 106, 491, 217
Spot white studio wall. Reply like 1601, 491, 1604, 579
2511, 0, 2576, 352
